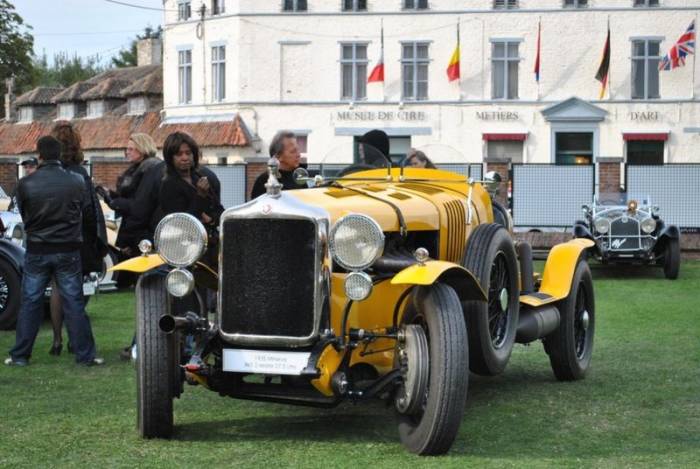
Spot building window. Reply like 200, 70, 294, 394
627, 141, 664, 165
212, 0, 224, 15
491, 40, 520, 100
178, 49, 193, 104
404, 0, 428, 9
555, 132, 593, 165
401, 42, 429, 101
127, 97, 147, 115
342, 0, 367, 11
178, 1, 191, 20
18, 107, 32, 122
631, 39, 661, 99
212, 45, 226, 102
563, 0, 587, 7
283, 0, 307, 11
58, 103, 75, 120
341, 43, 368, 101
487, 140, 523, 163
87, 101, 104, 118
633, 0, 659, 6
494, 0, 518, 8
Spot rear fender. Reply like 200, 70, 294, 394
520, 238, 593, 308
390, 260, 486, 302
0, 238, 25, 274
109, 254, 165, 273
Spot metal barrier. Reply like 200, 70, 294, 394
207, 164, 247, 208
626, 164, 700, 229
511, 164, 595, 227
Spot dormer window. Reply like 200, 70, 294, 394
87, 100, 104, 118
127, 97, 147, 115
58, 103, 75, 120
18, 107, 33, 122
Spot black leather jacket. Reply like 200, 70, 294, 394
16, 160, 94, 254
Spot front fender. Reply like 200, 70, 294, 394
573, 222, 594, 240
522, 238, 593, 307
390, 260, 487, 302
0, 238, 25, 274
658, 224, 680, 240
109, 254, 165, 273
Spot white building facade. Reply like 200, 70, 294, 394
161, 0, 700, 166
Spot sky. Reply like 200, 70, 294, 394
12, 0, 163, 65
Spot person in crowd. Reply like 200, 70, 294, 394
95, 133, 164, 360
5, 136, 103, 367
358, 129, 391, 167
251, 130, 302, 198
159, 131, 223, 265
96, 133, 163, 258
48, 121, 107, 356
8, 158, 38, 212
405, 149, 436, 169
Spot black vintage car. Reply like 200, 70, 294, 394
573, 193, 681, 279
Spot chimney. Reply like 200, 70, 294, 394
4, 77, 16, 122
137, 38, 162, 67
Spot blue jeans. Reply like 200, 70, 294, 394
10, 251, 97, 364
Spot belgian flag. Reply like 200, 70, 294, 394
595, 24, 611, 99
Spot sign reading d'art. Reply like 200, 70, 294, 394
335, 110, 428, 122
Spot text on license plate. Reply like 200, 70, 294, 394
222, 349, 311, 376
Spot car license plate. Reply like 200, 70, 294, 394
222, 349, 311, 376
83, 282, 96, 296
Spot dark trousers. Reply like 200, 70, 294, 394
10, 251, 97, 364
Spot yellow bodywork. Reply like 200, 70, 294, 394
109, 254, 165, 273
520, 238, 595, 307
391, 260, 486, 302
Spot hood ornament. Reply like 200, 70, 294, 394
265, 157, 283, 198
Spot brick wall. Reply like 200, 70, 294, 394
598, 157, 623, 195
485, 160, 509, 206
92, 159, 131, 189
0, 159, 18, 195
245, 158, 268, 200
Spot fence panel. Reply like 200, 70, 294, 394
512, 164, 594, 227
207, 165, 247, 208
626, 164, 700, 229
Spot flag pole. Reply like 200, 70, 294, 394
607, 15, 611, 101
458, 18, 462, 100
536, 16, 541, 101
381, 18, 385, 102
692, 15, 697, 99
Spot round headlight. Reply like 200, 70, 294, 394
344, 271, 373, 301
166, 268, 195, 298
641, 217, 657, 234
330, 214, 384, 271
594, 218, 610, 234
155, 213, 207, 267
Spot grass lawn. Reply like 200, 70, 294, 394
1, 261, 699, 468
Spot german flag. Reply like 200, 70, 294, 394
595, 25, 610, 99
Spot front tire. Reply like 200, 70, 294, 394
545, 260, 595, 381
397, 283, 469, 456
136, 273, 179, 438
663, 237, 680, 280
462, 224, 520, 376
0, 258, 21, 330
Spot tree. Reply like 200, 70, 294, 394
0, 0, 34, 119
31, 52, 105, 88
112, 25, 162, 68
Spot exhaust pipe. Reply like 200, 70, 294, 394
159, 312, 209, 334
516, 305, 560, 344
516, 241, 534, 294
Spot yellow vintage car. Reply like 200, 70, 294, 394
113, 144, 596, 455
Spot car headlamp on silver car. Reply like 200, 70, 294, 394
330, 214, 384, 271
154, 213, 207, 267
594, 217, 610, 235
641, 217, 657, 234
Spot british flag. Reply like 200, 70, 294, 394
659, 20, 695, 71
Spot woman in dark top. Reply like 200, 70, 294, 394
49, 121, 107, 355
159, 131, 223, 266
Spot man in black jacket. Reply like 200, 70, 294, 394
251, 130, 303, 199
5, 136, 103, 367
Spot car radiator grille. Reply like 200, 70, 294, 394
220, 218, 317, 338
609, 218, 641, 250
443, 200, 466, 263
